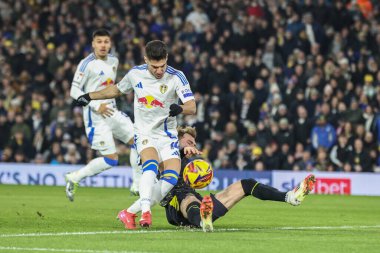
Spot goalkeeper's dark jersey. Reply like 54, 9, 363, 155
161, 150, 228, 227
160, 150, 200, 208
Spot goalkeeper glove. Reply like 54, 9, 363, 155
169, 104, 183, 117
76, 93, 92, 106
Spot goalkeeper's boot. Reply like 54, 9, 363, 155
200, 195, 214, 232
65, 173, 79, 202
117, 210, 137, 230
139, 211, 152, 228
286, 174, 316, 206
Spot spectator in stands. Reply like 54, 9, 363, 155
311, 115, 336, 150
350, 138, 372, 172
330, 134, 353, 171
0, 0, 379, 172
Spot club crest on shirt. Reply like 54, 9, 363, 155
142, 139, 148, 145
112, 66, 116, 72
160, 84, 168, 94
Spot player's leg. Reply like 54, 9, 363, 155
138, 147, 160, 227
129, 146, 141, 195
65, 151, 118, 202
65, 126, 118, 202
213, 179, 288, 211
159, 139, 181, 200
161, 158, 180, 197
179, 194, 214, 232
126, 157, 180, 213
109, 111, 139, 195
180, 195, 201, 226
215, 175, 316, 209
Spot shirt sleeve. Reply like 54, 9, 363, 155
70, 60, 89, 99
117, 71, 134, 94
175, 70, 194, 103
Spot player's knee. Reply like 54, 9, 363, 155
142, 160, 159, 175
185, 200, 200, 213
161, 170, 179, 186
180, 195, 200, 214
182, 195, 199, 207
103, 155, 118, 166
241, 179, 259, 196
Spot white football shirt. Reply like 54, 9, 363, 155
70, 53, 119, 111
117, 64, 194, 137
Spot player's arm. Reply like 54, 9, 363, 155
91, 85, 122, 99
70, 61, 89, 100
76, 71, 132, 106
170, 71, 196, 116
183, 146, 202, 158
76, 85, 122, 106
71, 62, 102, 110
180, 100, 196, 115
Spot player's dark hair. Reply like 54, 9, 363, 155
145, 40, 168, 60
92, 29, 111, 39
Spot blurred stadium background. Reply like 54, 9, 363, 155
1, 0, 380, 173
1, 0, 380, 252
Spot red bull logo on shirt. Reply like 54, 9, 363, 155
101, 78, 114, 86
137, 95, 164, 108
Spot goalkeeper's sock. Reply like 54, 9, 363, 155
68, 157, 116, 182
241, 179, 286, 202
186, 201, 201, 227
139, 160, 159, 213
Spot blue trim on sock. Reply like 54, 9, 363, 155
104, 157, 118, 166
161, 170, 179, 186
142, 160, 159, 174
162, 170, 179, 177
161, 176, 178, 186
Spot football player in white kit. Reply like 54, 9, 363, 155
76, 40, 196, 228
66, 29, 135, 201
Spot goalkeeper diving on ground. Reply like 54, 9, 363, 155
118, 126, 316, 232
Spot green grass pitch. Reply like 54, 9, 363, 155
0, 184, 379, 253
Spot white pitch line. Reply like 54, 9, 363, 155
1, 225, 379, 238
0, 230, 176, 238
0, 246, 153, 253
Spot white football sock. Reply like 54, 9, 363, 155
161, 180, 175, 197
68, 157, 113, 183
139, 170, 157, 213
127, 180, 162, 214
130, 148, 142, 192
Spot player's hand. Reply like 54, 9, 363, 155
169, 104, 183, 117
184, 147, 202, 158
76, 93, 92, 106
97, 103, 114, 118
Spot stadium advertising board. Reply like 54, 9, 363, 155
0, 164, 271, 191
1, 164, 379, 195
272, 171, 380, 196
0, 163, 133, 188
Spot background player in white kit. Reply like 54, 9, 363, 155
76, 40, 196, 228
66, 29, 135, 201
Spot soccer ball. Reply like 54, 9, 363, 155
183, 159, 213, 189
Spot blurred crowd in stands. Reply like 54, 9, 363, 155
0, 0, 380, 172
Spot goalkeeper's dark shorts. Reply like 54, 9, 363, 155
164, 184, 228, 227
